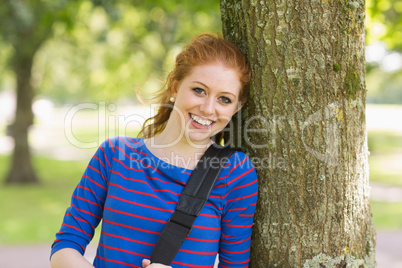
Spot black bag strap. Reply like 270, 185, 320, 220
150, 144, 235, 265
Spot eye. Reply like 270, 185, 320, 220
219, 96, 232, 104
192, 87, 205, 95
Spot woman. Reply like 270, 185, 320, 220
51, 33, 258, 268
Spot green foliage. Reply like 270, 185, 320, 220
366, 0, 402, 51
0, 0, 222, 104
361, 0, 402, 104
0, 0, 81, 61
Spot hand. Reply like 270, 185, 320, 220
142, 259, 172, 268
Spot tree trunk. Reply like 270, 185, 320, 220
5, 54, 39, 184
2, 0, 54, 184
221, 0, 376, 267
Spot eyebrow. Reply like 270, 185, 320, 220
192, 81, 237, 98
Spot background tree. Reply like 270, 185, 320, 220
34, 1, 221, 104
0, 0, 122, 184
0, 0, 112, 184
0, 1, 75, 184
221, 0, 376, 266
0, 0, 220, 184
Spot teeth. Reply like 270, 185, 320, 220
190, 114, 213, 126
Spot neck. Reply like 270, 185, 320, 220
145, 129, 213, 170
152, 129, 212, 154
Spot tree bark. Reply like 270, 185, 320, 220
5, 53, 39, 184
221, 0, 376, 267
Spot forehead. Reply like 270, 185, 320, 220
184, 63, 242, 95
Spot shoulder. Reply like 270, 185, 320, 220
99, 136, 143, 154
219, 148, 257, 187
220, 149, 258, 205
225, 148, 255, 171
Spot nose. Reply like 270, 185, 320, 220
200, 97, 215, 115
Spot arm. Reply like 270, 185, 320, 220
50, 248, 94, 268
219, 152, 258, 267
51, 138, 114, 260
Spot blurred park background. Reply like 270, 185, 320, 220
0, 0, 401, 267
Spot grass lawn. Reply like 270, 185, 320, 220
0, 154, 90, 244
367, 130, 402, 230
367, 130, 402, 153
369, 152, 402, 186
368, 130, 402, 186
371, 200, 402, 230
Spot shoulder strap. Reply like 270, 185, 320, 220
150, 144, 235, 265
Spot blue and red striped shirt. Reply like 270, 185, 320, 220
51, 136, 258, 268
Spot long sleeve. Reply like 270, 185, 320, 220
51, 137, 259, 267
51, 138, 115, 256
218, 152, 258, 268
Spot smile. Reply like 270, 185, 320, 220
189, 113, 215, 127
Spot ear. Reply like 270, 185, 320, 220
171, 80, 179, 98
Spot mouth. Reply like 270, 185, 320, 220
189, 113, 215, 128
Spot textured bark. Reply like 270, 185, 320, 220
221, 0, 375, 267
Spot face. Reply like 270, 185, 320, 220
169, 63, 242, 146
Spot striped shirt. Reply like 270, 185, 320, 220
51, 136, 258, 268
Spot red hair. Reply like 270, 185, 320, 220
138, 33, 251, 142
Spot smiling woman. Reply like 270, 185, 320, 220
139, 33, 251, 145
164, 63, 241, 150
50, 33, 258, 268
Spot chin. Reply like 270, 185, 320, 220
185, 132, 214, 145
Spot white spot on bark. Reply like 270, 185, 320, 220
348, 2, 360, 9
301, 102, 340, 167
303, 252, 375, 268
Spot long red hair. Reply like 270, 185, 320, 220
138, 33, 251, 143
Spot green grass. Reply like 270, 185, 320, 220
367, 130, 402, 187
371, 200, 402, 230
367, 130, 402, 230
369, 152, 402, 186
0, 154, 88, 244
367, 130, 402, 153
